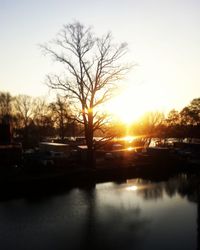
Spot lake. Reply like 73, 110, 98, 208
0, 174, 199, 250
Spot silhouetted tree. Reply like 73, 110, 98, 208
13, 95, 38, 147
163, 109, 182, 138
166, 109, 180, 126
42, 22, 130, 167
32, 97, 55, 139
0, 92, 13, 120
49, 95, 71, 141
180, 98, 200, 125
32, 97, 48, 124
134, 112, 165, 146
14, 95, 36, 129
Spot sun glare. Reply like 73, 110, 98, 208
122, 136, 135, 143
126, 185, 138, 191
106, 82, 170, 124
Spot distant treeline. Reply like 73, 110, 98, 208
109, 98, 200, 142
0, 91, 199, 148
0, 92, 81, 148
130, 97, 200, 141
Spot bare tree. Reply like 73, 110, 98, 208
41, 22, 130, 167
0, 92, 13, 144
135, 112, 165, 147
49, 95, 71, 141
14, 95, 36, 129
0, 92, 13, 120
32, 97, 50, 126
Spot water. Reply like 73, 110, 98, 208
0, 174, 199, 250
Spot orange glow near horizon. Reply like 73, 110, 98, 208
106, 82, 170, 124
126, 185, 138, 191
127, 147, 134, 151
121, 135, 135, 143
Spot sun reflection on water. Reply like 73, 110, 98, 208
127, 147, 134, 151
126, 185, 138, 191
122, 136, 135, 143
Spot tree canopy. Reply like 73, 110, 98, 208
42, 21, 130, 166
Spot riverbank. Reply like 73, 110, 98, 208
0, 157, 198, 200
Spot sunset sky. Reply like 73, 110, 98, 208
1, 0, 200, 121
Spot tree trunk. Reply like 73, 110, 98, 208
87, 147, 95, 168
86, 113, 95, 169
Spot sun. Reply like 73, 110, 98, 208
108, 93, 144, 124
106, 86, 146, 124
105, 82, 169, 124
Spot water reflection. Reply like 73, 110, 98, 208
82, 186, 149, 250
126, 185, 138, 191
0, 174, 199, 249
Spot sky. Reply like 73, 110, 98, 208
0, 0, 200, 120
